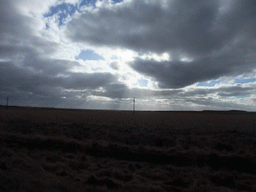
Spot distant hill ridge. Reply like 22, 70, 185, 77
0, 105, 252, 113
202, 110, 248, 113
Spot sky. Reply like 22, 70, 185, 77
1, 0, 256, 111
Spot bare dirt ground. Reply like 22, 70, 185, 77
0, 106, 256, 191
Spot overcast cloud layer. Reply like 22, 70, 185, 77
1, 0, 256, 111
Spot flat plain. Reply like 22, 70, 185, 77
0, 106, 256, 191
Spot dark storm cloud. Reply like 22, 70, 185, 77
0, 1, 25, 38
103, 83, 127, 98
22, 50, 80, 76
170, 84, 255, 111
217, 85, 253, 97
0, 0, 42, 47
130, 48, 253, 88
179, 84, 253, 98
0, 60, 117, 91
67, 0, 220, 53
91, 83, 129, 99
0, 0, 60, 62
0, 60, 117, 106
66, 0, 256, 54
59, 72, 117, 90
0, 45, 30, 60
66, 0, 256, 88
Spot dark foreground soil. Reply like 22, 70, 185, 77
0, 106, 256, 191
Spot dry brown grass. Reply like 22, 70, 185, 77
0, 106, 256, 191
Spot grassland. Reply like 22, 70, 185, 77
0, 106, 256, 191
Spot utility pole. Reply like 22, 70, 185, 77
6, 96, 9, 110
133, 97, 135, 114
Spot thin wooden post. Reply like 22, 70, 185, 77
252, 122, 255, 155
6, 96, 9, 110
